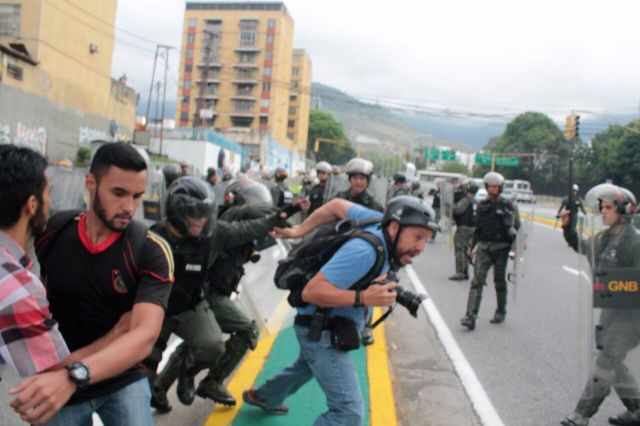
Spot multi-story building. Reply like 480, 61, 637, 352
0, 0, 137, 160
176, 2, 310, 167
288, 49, 311, 158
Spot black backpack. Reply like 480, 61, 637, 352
35, 210, 149, 281
274, 218, 386, 307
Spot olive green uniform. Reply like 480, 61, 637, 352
334, 189, 384, 212
465, 196, 520, 319
453, 193, 476, 277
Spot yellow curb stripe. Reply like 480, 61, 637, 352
204, 296, 291, 426
367, 307, 398, 426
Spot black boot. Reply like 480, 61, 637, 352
177, 350, 196, 406
150, 385, 172, 414
197, 378, 236, 406
489, 312, 505, 324
609, 411, 640, 425
460, 315, 476, 330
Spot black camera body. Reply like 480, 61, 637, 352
372, 272, 427, 318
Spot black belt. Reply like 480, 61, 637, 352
294, 314, 330, 329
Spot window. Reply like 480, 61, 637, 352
205, 83, 217, 95
260, 117, 268, 124
288, 106, 296, 115
261, 99, 270, 108
262, 82, 271, 91
231, 117, 253, 127
267, 19, 276, 28
234, 100, 254, 112
288, 119, 295, 128
186, 49, 193, 58
180, 112, 189, 121
264, 51, 273, 60
266, 34, 274, 44
239, 19, 258, 47
187, 34, 195, 43
185, 64, 193, 73
236, 69, 255, 79
204, 99, 216, 109
292, 67, 300, 76
0, 4, 20, 37
239, 53, 256, 63
237, 84, 253, 96
184, 81, 192, 89
7, 64, 22, 80
263, 67, 272, 76
290, 81, 298, 89
188, 18, 197, 27
182, 96, 190, 104
287, 132, 294, 139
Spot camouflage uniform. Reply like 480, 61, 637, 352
452, 190, 475, 279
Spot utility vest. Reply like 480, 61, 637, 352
476, 198, 515, 243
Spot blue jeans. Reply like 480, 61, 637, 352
255, 325, 364, 426
44, 378, 152, 426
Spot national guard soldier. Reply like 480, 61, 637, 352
449, 180, 479, 281
162, 179, 277, 408
148, 177, 300, 413
308, 161, 332, 215
560, 184, 640, 426
334, 157, 384, 212
410, 181, 422, 198
557, 184, 587, 221
461, 172, 520, 330
271, 167, 294, 208
391, 172, 409, 200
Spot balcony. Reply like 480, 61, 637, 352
230, 95, 256, 101
197, 62, 222, 68
194, 93, 219, 100
234, 46, 260, 53
194, 77, 220, 84
233, 63, 259, 69
230, 111, 256, 118
231, 79, 258, 85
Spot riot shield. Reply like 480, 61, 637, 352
324, 174, 349, 201
507, 208, 535, 299
47, 166, 87, 213
439, 182, 455, 247
368, 176, 389, 208
577, 209, 640, 402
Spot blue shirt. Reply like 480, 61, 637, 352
298, 204, 390, 330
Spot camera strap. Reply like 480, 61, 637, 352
369, 306, 395, 330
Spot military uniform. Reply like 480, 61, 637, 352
452, 192, 476, 279
149, 209, 282, 407
335, 189, 384, 212
308, 183, 326, 215
392, 186, 410, 198
562, 221, 640, 424
464, 195, 520, 323
271, 182, 293, 208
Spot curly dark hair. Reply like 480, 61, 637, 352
0, 145, 48, 228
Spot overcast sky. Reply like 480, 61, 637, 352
111, 0, 640, 122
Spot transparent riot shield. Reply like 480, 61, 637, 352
578, 210, 640, 401
368, 176, 389, 208
47, 166, 88, 213
439, 182, 455, 247
324, 174, 349, 201
507, 207, 534, 299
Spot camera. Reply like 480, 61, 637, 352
394, 285, 427, 318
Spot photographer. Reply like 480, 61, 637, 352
242, 196, 437, 425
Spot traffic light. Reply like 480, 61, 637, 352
564, 114, 578, 139
574, 114, 580, 138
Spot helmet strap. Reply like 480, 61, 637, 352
383, 223, 403, 271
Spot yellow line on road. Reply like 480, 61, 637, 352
204, 296, 291, 426
367, 307, 398, 426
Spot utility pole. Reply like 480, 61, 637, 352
159, 45, 172, 157
154, 81, 161, 136
144, 45, 160, 129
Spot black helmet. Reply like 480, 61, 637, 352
224, 178, 273, 206
466, 181, 480, 194
166, 176, 217, 237
393, 172, 407, 184
162, 163, 182, 189
383, 196, 439, 232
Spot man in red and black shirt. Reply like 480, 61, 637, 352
11, 143, 174, 426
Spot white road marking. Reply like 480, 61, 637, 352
563, 265, 591, 281
405, 265, 505, 426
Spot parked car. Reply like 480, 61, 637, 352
514, 188, 536, 203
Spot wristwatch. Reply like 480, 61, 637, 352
64, 361, 90, 390
353, 289, 364, 308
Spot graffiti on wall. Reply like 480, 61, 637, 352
0, 123, 10, 145
79, 126, 110, 146
14, 122, 47, 155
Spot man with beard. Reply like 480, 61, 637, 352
0, 146, 69, 383
12, 143, 174, 425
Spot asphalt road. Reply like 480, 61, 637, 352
411, 203, 639, 426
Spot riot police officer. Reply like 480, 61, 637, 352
391, 172, 409, 199
308, 161, 332, 215
334, 157, 384, 212
460, 172, 520, 330
147, 177, 297, 412
560, 184, 640, 426
449, 180, 479, 281
271, 167, 293, 208
557, 184, 586, 220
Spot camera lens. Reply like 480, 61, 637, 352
395, 285, 427, 317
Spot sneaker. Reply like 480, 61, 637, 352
561, 413, 589, 426
609, 410, 640, 425
460, 315, 475, 330
361, 326, 374, 346
197, 379, 236, 406
242, 388, 289, 415
489, 313, 506, 324
150, 388, 172, 414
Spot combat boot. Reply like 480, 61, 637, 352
460, 315, 476, 330
197, 378, 236, 406
609, 410, 640, 425
176, 350, 196, 406
150, 386, 172, 414
448, 273, 466, 281
560, 412, 589, 426
490, 312, 506, 324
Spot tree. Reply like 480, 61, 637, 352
307, 110, 356, 165
438, 162, 469, 175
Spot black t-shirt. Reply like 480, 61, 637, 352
38, 212, 174, 404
